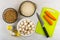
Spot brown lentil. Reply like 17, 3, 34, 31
3, 8, 18, 23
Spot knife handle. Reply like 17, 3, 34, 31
43, 27, 49, 37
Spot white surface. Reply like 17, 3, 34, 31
0, 0, 60, 40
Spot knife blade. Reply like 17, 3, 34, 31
36, 13, 44, 26
36, 13, 49, 37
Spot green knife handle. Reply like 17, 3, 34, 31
43, 27, 49, 37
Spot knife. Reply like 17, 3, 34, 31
36, 13, 49, 37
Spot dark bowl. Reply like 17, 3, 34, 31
19, 1, 37, 17
2, 8, 18, 24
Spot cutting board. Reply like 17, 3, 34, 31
35, 7, 59, 37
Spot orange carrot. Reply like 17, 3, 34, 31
43, 15, 53, 25
45, 11, 56, 20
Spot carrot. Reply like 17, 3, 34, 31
43, 15, 53, 25
45, 11, 56, 20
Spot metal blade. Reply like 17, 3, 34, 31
36, 13, 44, 26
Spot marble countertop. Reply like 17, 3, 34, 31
0, 0, 60, 40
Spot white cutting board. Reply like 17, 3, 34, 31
0, 0, 60, 40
